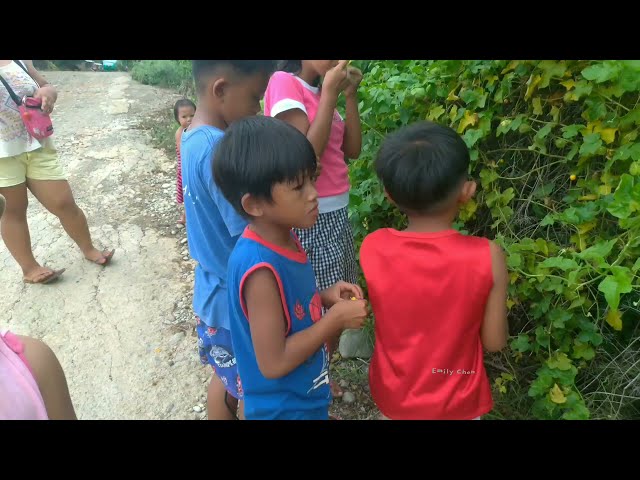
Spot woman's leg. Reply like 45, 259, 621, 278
0, 183, 63, 283
27, 178, 113, 264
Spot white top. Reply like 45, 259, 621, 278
0, 60, 53, 158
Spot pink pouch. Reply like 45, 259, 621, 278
18, 96, 54, 140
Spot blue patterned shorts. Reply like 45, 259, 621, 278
195, 317, 243, 399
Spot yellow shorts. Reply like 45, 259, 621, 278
0, 147, 67, 188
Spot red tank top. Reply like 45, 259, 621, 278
360, 228, 494, 420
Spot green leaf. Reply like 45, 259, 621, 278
598, 267, 633, 311
428, 105, 445, 121
562, 124, 584, 139
532, 97, 543, 115
547, 352, 572, 371
507, 253, 522, 268
581, 62, 621, 83
584, 97, 607, 121
539, 257, 579, 271
462, 128, 484, 148
573, 342, 596, 360
549, 309, 572, 328
539, 61, 567, 88
607, 174, 640, 219
561, 402, 590, 420
511, 334, 531, 353
577, 239, 617, 262
579, 133, 603, 156
479, 169, 499, 188
536, 325, 550, 348
540, 214, 555, 227
632, 257, 640, 273
606, 309, 623, 331
528, 372, 554, 397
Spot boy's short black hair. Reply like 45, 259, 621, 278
173, 98, 196, 123
213, 116, 317, 219
375, 121, 470, 213
192, 60, 277, 95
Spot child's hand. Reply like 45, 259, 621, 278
344, 67, 363, 98
329, 298, 368, 330
321, 281, 364, 308
323, 60, 350, 98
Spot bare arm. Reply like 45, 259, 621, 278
19, 335, 77, 420
23, 60, 57, 113
275, 60, 350, 159
480, 241, 509, 352
275, 90, 339, 159
175, 127, 183, 156
245, 268, 367, 379
342, 93, 362, 159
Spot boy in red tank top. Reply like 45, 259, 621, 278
360, 121, 509, 420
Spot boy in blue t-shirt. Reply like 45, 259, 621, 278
213, 116, 369, 420
181, 60, 276, 420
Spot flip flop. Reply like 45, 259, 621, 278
23, 268, 66, 285
87, 249, 115, 266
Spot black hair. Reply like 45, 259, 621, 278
375, 121, 470, 213
277, 60, 321, 87
173, 98, 196, 123
192, 60, 277, 95
213, 116, 317, 219
278, 60, 302, 74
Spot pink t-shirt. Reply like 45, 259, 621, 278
0, 330, 48, 420
264, 71, 349, 208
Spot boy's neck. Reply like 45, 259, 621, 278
249, 221, 297, 252
189, 104, 227, 131
404, 210, 457, 233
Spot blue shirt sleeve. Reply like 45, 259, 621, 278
199, 150, 247, 238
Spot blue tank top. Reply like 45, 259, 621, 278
227, 227, 331, 420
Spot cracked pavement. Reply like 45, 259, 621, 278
0, 72, 211, 419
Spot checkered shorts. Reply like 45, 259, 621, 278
294, 206, 358, 291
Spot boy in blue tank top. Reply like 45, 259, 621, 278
213, 116, 369, 420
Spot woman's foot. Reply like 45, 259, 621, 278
23, 266, 66, 284
84, 248, 115, 266
177, 210, 186, 225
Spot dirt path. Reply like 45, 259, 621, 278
0, 72, 210, 419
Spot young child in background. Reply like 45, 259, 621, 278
174, 98, 196, 225
359, 121, 509, 420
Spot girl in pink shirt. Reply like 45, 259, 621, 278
0, 194, 76, 420
264, 60, 363, 398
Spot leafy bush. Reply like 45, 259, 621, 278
130, 60, 194, 95
348, 60, 640, 419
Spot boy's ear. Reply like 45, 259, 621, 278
212, 77, 228, 99
459, 180, 477, 204
241, 193, 263, 218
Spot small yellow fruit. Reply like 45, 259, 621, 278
570, 174, 577, 182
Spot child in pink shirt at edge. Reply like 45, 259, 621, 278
0, 193, 77, 420
174, 98, 196, 225
264, 60, 364, 400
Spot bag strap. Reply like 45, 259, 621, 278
13, 60, 29, 75
0, 71, 22, 106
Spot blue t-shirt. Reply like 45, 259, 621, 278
228, 227, 332, 420
181, 125, 247, 329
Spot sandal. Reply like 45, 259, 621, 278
23, 268, 66, 285
87, 249, 115, 266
